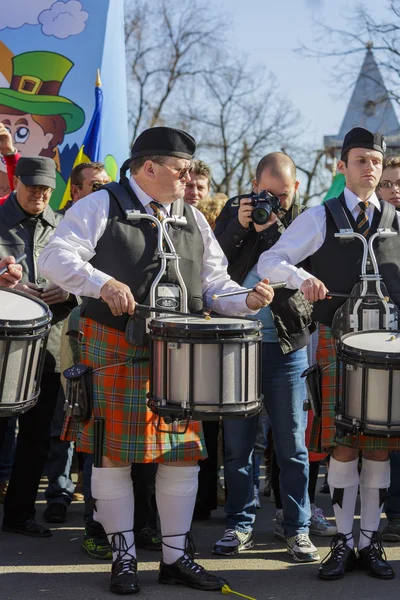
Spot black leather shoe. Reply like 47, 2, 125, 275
358, 532, 395, 579
159, 554, 228, 590
43, 503, 67, 524
110, 556, 140, 594
318, 533, 356, 580
2, 519, 52, 538
135, 527, 162, 551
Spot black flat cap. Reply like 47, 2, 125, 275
341, 127, 386, 159
131, 126, 196, 160
15, 156, 56, 189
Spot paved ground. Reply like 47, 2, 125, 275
1, 471, 400, 600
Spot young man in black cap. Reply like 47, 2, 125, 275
0, 156, 73, 537
258, 127, 400, 581
39, 126, 274, 595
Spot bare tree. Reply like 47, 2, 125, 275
124, 0, 224, 141
184, 61, 300, 196
291, 147, 331, 205
298, 1, 400, 105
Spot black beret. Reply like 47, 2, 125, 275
341, 127, 386, 159
15, 156, 56, 189
131, 126, 196, 160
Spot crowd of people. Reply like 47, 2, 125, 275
0, 122, 400, 596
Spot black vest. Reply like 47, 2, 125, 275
81, 180, 204, 331
303, 194, 400, 327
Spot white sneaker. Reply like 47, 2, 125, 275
310, 504, 338, 537
254, 485, 261, 509
287, 533, 320, 562
274, 509, 286, 541
213, 528, 254, 556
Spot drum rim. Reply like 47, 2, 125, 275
0, 287, 52, 329
338, 330, 400, 362
149, 316, 262, 334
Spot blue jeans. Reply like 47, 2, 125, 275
44, 386, 75, 506
223, 343, 310, 536
253, 409, 270, 488
385, 452, 400, 521
0, 416, 17, 482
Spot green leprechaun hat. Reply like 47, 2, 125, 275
0, 51, 84, 133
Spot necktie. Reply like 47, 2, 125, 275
150, 201, 167, 249
150, 201, 164, 223
356, 201, 370, 237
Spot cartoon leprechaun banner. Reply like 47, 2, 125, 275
0, 0, 128, 209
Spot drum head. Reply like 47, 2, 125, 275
150, 315, 261, 335
338, 330, 400, 364
0, 288, 50, 327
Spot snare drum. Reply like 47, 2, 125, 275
0, 288, 51, 417
147, 316, 263, 422
336, 330, 400, 437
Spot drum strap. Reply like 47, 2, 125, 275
325, 196, 396, 234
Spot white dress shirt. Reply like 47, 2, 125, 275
39, 176, 258, 316
257, 187, 400, 290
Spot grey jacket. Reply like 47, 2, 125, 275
0, 192, 75, 372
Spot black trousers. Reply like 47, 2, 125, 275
196, 421, 219, 512
3, 373, 61, 525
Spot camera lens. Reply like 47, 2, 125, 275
252, 205, 272, 225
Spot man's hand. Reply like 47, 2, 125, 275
300, 277, 328, 302
15, 281, 43, 298
100, 278, 135, 316
246, 278, 275, 311
0, 123, 16, 156
0, 256, 22, 288
238, 198, 254, 229
41, 283, 69, 305
253, 212, 278, 233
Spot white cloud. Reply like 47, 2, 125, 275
0, 0, 53, 30
39, 1, 88, 39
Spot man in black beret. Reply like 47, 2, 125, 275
39, 126, 275, 595
0, 155, 74, 538
257, 126, 400, 581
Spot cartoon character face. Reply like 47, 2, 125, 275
0, 112, 53, 172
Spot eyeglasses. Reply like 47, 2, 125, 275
379, 180, 400, 189
24, 184, 52, 195
154, 161, 192, 181
76, 181, 107, 192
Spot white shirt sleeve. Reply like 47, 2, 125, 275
257, 205, 327, 289
191, 207, 258, 316
38, 190, 113, 297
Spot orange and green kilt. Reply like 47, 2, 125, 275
309, 324, 400, 453
62, 317, 206, 464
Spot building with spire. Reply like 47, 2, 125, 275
324, 46, 400, 163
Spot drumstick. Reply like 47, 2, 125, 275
328, 292, 390, 302
0, 253, 27, 276
212, 282, 287, 300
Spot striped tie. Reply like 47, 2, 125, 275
356, 201, 370, 237
150, 201, 164, 223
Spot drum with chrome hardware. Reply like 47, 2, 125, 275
147, 315, 263, 425
0, 288, 51, 417
335, 330, 400, 437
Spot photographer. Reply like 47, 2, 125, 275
212, 153, 318, 562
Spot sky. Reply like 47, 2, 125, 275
218, 0, 394, 149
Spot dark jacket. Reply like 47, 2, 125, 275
0, 192, 75, 372
214, 198, 314, 353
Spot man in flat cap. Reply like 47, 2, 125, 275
39, 126, 274, 595
0, 156, 74, 537
257, 127, 400, 580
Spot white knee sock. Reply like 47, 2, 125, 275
91, 466, 136, 562
359, 458, 390, 551
328, 457, 359, 549
156, 464, 199, 565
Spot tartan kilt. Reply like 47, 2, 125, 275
309, 324, 400, 452
66, 317, 206, 464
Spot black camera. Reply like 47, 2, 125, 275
249, 190, 281, 225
